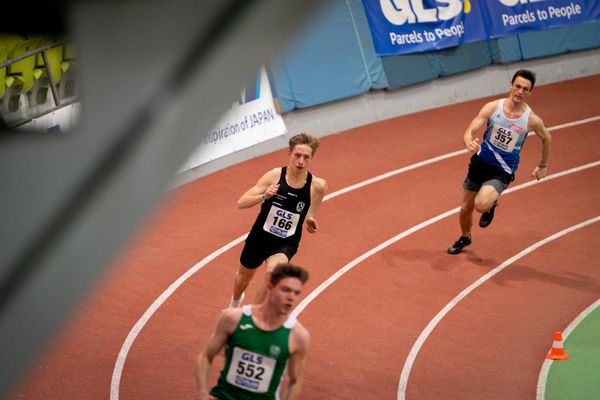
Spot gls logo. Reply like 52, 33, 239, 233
380, 0, 467, 25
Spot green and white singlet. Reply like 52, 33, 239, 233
210, 305, 296, 400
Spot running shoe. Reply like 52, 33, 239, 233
447, 235, 472, 254
479, 202, 497, 228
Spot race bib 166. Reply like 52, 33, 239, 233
263, 205, 300, 238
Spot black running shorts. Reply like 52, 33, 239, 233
463, 154, 514, 194
239, 238, 298, 269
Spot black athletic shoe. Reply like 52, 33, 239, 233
447, 235, 472, 254
479, 203, 497, 228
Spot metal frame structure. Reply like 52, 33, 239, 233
0, 39, 69, 108
0, 0, 323, 395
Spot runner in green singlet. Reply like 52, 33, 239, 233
196, 264, 310, 400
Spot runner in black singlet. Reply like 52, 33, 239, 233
228, 133, 327, 307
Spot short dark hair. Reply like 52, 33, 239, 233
289, 133, 320, 155
269, 263, 309, 286
512, 69, 536, 89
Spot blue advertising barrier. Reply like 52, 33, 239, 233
363, 0, 600, 55
268, 0, 600, 111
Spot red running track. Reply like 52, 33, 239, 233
10, 75, 600, 400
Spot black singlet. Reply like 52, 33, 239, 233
246, 167, 312, 248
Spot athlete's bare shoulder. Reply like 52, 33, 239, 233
217, 307, 244, 334
257, 167, 282, 186
527, 111, 549, 135
267, 167, 283, 179
310, 175, 328, 195
527, 110, 543, 126
483, 99, 501, 113
289, 321, 310, 353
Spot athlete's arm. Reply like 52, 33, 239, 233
464, 101, 497, 152
236, 168, 281, 209
305, 177, 328, 233
195, 309, 240, 400
283, 324, 310, 400
529, 113, 551, 180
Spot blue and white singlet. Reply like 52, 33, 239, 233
477, 99, 531, 175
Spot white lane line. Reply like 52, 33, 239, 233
291, 208, 459, 318
110, 234, 246, 400
397, 216, 600, 400
536, 297, 600, 400
292, 161, 600, 319
324, 150, 466, 202
324, 115, 600, 202
546, 115, 600, 131
110, 116, 599, 399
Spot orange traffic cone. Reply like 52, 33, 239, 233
546, 331, 569, 360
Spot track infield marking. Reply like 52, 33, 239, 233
397, 216, 600, 400
536, 297, 600, 400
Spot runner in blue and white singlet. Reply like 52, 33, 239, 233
447, 69, 551, 255
478, 98, 531, 175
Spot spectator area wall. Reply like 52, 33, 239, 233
174, 0, 600, 186
270, 0, 600, 111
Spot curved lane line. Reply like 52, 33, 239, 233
109, 235, 247, 399
110, 116, 600, 399
536, 297, 600, 400
292, 161, 600, 319
325, 115, 600, 202
397, 216, 600, 400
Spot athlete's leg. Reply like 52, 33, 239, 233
449, 188, 478, 254
474, 184, 500, 214
459, 189, 477, 236
254, 253, 289, 304
230, 265, 257, 307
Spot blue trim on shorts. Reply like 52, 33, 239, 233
463, 154, 514, 193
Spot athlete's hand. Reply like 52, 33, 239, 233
531, 165, 547, 180
264, 184, 280, 200
466, 138, 480, 152
305, 216, 318, 233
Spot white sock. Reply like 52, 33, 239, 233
228, 292, 245, 308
